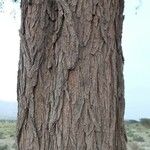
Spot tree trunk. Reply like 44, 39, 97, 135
17, 0, 126, 149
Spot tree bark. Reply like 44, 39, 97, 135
17, 0, 126, 149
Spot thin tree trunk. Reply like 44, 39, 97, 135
17, 0, 126, 149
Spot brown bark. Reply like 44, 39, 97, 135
17, 0, 126, 149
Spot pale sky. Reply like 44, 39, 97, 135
0, 0, 20, 101
0, 0, 149, 120
123, 0, 150, 119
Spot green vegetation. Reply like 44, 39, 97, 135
126, 119, 150, 150
0, 120, 16, 150
140, 118, 150, 128
0, 144, 9, 150
0, 119, 150, 150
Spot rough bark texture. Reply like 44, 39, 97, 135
17, 0, 126, 149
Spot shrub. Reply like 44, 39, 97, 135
140, 118, 150, 128
133, 135, 145, 142
10, 133, 15, 138
127, 130, 134, 137
0, 132, 5, 139
0, 145, 8, 150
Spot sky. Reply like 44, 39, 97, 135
0, 0, 20, 101
123, 0, 150, 119
0, 0, 149, 120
